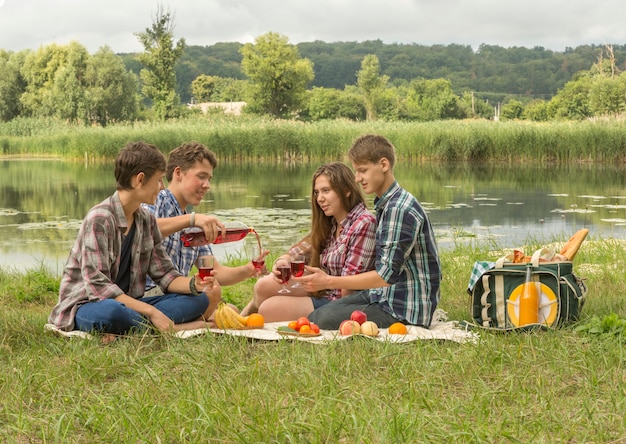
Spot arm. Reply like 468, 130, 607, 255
299, 267, 389, 293
156, 213, 225, 242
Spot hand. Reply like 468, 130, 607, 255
148, 308, 174, 332
194, 214, 225, 244
250, 248, 270, 277
294, 265, 331, 292
195, 273, 215, 291
204, 280, 222, 307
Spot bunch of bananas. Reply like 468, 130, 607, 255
214, 302, 248, 329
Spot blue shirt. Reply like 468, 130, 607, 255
143, 189, 212, 289
370, 181, 442, 327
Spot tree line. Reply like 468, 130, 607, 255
1, 8, 625, 126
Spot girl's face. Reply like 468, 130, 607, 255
314, 174, 348, 222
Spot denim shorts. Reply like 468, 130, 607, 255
311, 296, 331, 309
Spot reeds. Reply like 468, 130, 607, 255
3, 116, 626, 163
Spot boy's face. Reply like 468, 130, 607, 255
351, 159, 387, 197
170, 159, 213, 208
140, 170, 165, 205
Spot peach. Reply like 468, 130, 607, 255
360, 321, 379, 336
339, 320, 361, 336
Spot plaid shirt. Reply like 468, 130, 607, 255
370, 181, 442, 327
144, 189, 212, 289
290, 202, 376, 300
49, 192, 181, 331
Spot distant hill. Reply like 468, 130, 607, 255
119, 41, 626, 104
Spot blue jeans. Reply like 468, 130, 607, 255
74, 293, 209, 335
308, 290, 402, 329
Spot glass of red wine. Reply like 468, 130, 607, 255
290, 253, 305, 288
195, 255, 214, 280
250, 244, 265, 275
275, 258, 291, 294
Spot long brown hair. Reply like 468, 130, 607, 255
307, 162, 367, 267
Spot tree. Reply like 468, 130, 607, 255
0, 51, 25, 121
191, 74, 218, 102
135, 6, 185, 119
84, 47, 139, 126
356, 54, 389, 120
404, 78, 460, 121
19, 42, 89, 120
240, 32, 314, 118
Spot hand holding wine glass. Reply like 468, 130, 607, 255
195, 255, 215, 290
275, 258, 292, 294
290, 253, 305, 288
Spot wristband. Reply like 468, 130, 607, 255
190, 211, 196, 227
189, 277, 199, 295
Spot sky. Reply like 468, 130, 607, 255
1, 0, 625, 54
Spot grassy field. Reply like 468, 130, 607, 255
1, 238, 625, 443
3, 115, 626, 163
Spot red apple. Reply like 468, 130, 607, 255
339, 320, 361, 336
350, 309, 367, 325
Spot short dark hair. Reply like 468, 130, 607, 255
115, 141, 166, 190
166, 141, 218, 182
347, 134, 396, 169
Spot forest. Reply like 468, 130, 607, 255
1, 9, 626, 127
119, 41, 626, 105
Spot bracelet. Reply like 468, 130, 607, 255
189, 277, 199, 295
190, 211, 196, 227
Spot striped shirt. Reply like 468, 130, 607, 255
370, 181, 442, 327
290, 202, 377, 300
48, 192, 182, 331
144, 189, 212, 288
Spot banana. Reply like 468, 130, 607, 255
214, 303, 226, 329
221, 304, 246, 329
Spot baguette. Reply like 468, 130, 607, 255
559, 228, 589, 260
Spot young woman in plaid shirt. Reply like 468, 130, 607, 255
241, 162, 377, 322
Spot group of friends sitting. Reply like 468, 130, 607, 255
48, 134, 442, 342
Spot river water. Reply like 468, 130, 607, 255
2, 159, 625, 274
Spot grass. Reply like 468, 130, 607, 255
3, 115, 626, 163
1, 239, 625, 443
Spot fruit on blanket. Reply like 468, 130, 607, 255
296, 317, 310, 330
288, 320, 298, 330
350, 309, 367, 325
246, 313, 264, 328
559, 228, 589, 260
339, 320, 361, 335
309, 323, 320, 334
299, 325, 311, 334
214, 302, 247, 329
388, 322, 408, 335
360, 321, 379, 336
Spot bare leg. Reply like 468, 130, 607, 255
257, 295, 315, 322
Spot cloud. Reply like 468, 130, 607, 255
0, 0, 624, 54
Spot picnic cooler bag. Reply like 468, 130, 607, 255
468, 250, 587, 329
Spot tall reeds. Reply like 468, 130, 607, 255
2, 116, 626, 163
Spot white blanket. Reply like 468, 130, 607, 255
175, 320, 478, 344
44, 310, 478, 344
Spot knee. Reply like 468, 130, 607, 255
253, 275, 276, 301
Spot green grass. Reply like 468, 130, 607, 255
3, 115, 626, 163
1, 239, 625, 443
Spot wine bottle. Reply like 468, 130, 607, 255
518, 264, 539, 326
181, 221, 256, 247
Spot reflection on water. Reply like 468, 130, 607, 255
2, 159, 626, 275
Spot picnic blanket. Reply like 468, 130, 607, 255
44, 310, 478, 344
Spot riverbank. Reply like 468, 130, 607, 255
1, 240, 624, 441
2, 116, 626, 163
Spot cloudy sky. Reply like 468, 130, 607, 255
1, 0, 624, 54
